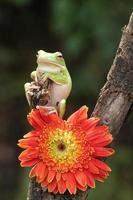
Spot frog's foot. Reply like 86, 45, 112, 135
36, 105, 57, 115
24, 82, 40, 106
58, 99, 66, 118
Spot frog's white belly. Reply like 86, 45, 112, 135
50, 82, 71, 107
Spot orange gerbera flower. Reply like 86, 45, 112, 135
18, 106, 114, 194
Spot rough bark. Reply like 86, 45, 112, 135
27, 12, 133, 200
92, 13, 133, 132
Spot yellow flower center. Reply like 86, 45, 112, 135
47, 128, 81, 166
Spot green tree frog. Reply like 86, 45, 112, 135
24, 50, 72, 117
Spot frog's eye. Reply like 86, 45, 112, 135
57, 53, 63, 58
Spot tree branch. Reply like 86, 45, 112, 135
92, 13, 133, 132
27, 12, 133, 200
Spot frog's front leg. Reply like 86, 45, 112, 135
31, 70, 38, 82
58, 99, 66, 118
24, 82, 40, 106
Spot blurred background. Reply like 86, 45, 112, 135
0, 0, 133, 200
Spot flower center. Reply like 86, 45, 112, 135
57, 143, 66, 151
47, 128, 82, 166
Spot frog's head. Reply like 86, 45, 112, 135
37, 50, 66, 68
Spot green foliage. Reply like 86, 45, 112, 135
8, 0, 32, 6
49, 0, 133, 109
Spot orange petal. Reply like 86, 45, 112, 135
76, 183, 87, 191
47, 170, 56, 183
64, 172, 77, 194
18, 149, 29, 160
21, 158, 38, 167
18, 149, 39, 161
74, 171, 87, 187
93, 170, 109, 182
88, 132, 111, 142
41, 178, 48, 187
86, 126, 109, 138
57, 178, 66, 194
36, 162, 48, 183
84, 170, 95, 188
27, 109, 45, 130
86, 133, 106, 141
67, 106, 88, 125
29, 161, 48, 183
24, 131, 40, 138
100, 169, 109, 177
81, 117, 100, 130
93, 174, 105, 182
88, 161, 99, 174
39, 108, 61, 124
18, 138, 38, 149
29, 165, 37, 177
91, 136, 113, 147
56, 172, 61, 182
48, 178, 57, 192
52, 186, 58, 194
94, 147, 115, 157
92, 158, 111, 172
